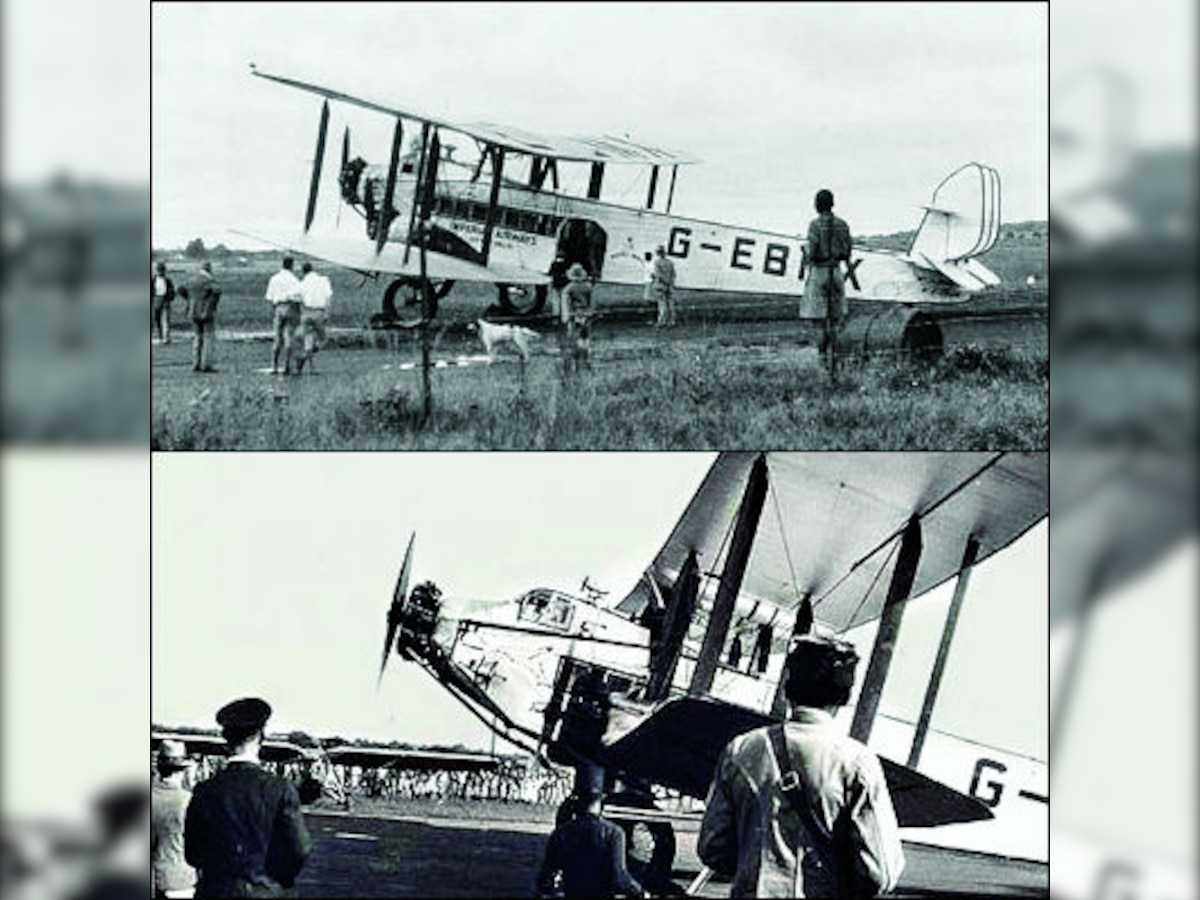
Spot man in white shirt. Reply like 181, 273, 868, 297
152, 261, 175, 344
264, 256, 303, 374
297, 262, 333, 374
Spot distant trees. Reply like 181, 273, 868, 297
184, 237, 207, 259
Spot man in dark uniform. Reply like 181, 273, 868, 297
534, 767, 644, 899
801, 189, 853, 378
184, 698, 312, 897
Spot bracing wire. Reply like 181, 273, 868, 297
767, 472, 804, 608
838, 532, 901, 630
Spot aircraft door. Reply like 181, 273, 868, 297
555, 219, 608, 279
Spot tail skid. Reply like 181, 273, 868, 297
906, 163, 1002, 291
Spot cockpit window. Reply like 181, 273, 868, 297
518, 589, 574, 631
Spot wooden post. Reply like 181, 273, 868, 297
849, 515, 923, 744
907, 536, 980, 767
689, 455, 769, 696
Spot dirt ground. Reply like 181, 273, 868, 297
294, 806, 1049, 897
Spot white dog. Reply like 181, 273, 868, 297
473, 319, 541, 362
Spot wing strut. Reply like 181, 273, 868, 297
849, 516, 923, 743
375, 117, 404, 256
645, 550, 699, 701
689, 454, 769, 696
666, 165, 678, 214
403, 122, 431, 267
479, 145, 505, 264
908, 535, 980, 767
646, 165, 659, 210
304, 99, 330, 233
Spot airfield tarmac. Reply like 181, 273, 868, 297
294, 806, 1049, 897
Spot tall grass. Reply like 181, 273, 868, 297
153, 344, 1046, 450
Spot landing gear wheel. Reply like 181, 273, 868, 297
382, 277, 441, 328
497, 283, 547, 316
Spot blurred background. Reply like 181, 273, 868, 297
2, 0, 1197, 898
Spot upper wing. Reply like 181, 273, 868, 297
617, 452, 1048, 633
230, 228, 550, 285
251, 66, 698, 166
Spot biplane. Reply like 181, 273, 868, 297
244, 66, 1003, 327
375, 452, 1049, 893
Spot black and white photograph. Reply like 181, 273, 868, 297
151, 451, 1049, 897
150, 2, 1048, 451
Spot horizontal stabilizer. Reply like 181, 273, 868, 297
228, 228, 550, 286
911, 252, 999, 291
602, 696, 992, 828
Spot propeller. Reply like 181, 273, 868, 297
378, 531, 416, 686
304, 99, 330, 233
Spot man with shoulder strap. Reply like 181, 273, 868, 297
184, 698, 312, 897
698, 634, 904, 897
800, 189, 853, 378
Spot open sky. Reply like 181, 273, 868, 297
151, 2, 1048, 249
152, 453, 1047, 761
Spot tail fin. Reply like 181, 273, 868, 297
907, 163, 1002, 290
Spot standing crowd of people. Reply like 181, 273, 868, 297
153, 633, 902, 898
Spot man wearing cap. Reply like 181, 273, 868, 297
698, 635, 905, 898
184, 698, 312, 897
534, 767, 645, 899
650, 244, 677, 328
186, 262, 222, 373
264, 256, 303, 375
801, 189, 853, 377
560, 263, 594, 376
153, 741, 197, 898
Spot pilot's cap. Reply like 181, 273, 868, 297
573, 763, 605, 799
216, 697, 272, 732
815, 189, 835, 212
200, 261, 213, 274
784, 634, 859, 708
566, 263, 589, 281
155, 262, 166, 274
157, 739, 195, 772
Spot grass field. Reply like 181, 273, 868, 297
152, 333, 1045, 450
152, 229, 1046, 451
